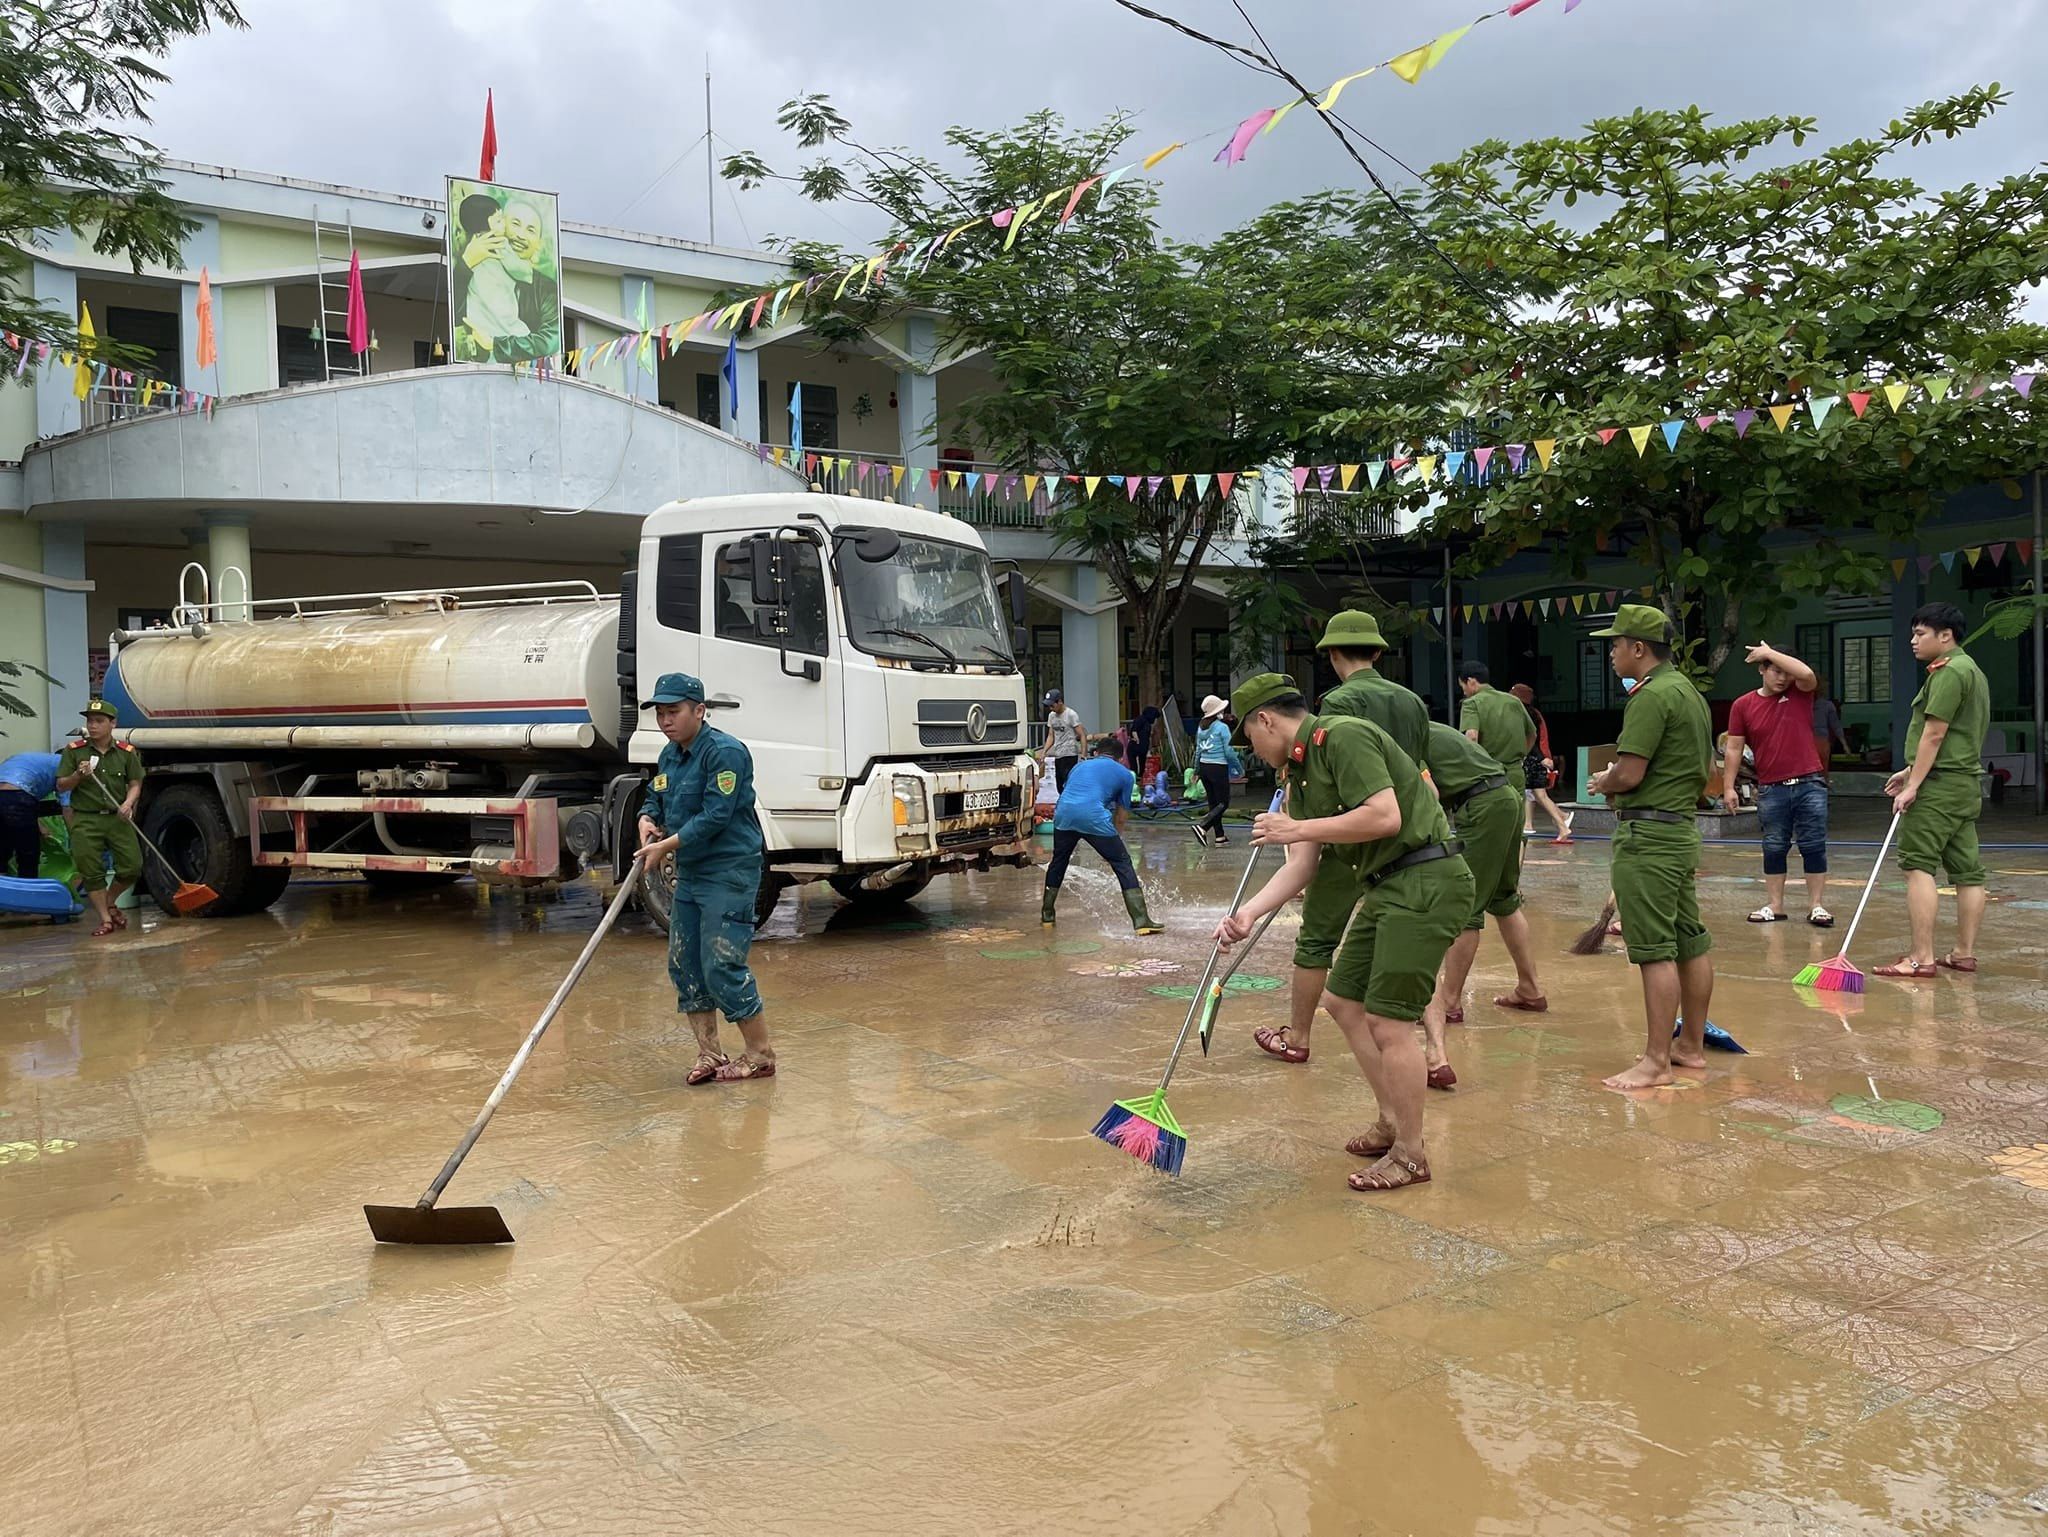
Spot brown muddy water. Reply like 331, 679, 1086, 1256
5, 824, 2048, 1534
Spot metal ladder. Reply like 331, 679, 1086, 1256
312, 208, 366, 381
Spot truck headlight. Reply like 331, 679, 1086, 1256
892, 776, 928, 827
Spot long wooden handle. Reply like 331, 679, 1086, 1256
415, 863, 644, 1210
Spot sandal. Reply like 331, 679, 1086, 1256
711, 1056, 777, 1082
1936, 953, 1978, 973
1606, 920, 1624, 937
1747, 907, 1789, 924
1349, 1152, 1431, 1192
1443, 1007, 1464, 1025
1427, 1063, 1457, 1092
1344, 1125, 1397, 1159
91, 921, 119, 938
1808, 907, 1835, 928
1493, 993, 1548, 1013
685, 1053, 730, 1086
1872, 957, 1937, 979
1252, 1025, 1309, 1064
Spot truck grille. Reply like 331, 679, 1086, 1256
919, 722, 1020, 748
911, 753, 1017, 775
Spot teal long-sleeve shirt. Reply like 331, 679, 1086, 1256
640, 723, 764, 878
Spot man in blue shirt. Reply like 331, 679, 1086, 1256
0, 751, 67, 879
635, 672, 776, 1085
1042, 736, 1162, 934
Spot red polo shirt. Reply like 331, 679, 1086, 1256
1726, 686, 1821, 784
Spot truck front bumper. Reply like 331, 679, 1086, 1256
841, 755, 1038, 866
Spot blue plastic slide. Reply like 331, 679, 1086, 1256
0, 874, 84, 918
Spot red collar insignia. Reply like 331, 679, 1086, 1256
1289, 742, 1307, 763
1312, 728, 1327, 747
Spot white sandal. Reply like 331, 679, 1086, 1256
1746, 906, 1789, 923
1808, 906, 1835, 928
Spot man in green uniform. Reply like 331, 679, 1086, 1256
635, 672, 777, 1084
1458, 662, 1536, 777
1874, 602, 1991, 978
1217, 674, 1472, 1192
56, 698, 145, 938
1585, 605, 1715, 1090
1417, 721, 1547, 1087
1252, 610, 1429, 1066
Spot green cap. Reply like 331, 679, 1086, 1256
1589, 603, 1675, 644
1315, 609, 1388, 651
81, 697, 118, 721
640, 671, 705, 708
1229, 672, 1306, 736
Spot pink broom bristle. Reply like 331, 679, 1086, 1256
1107, 1116, 1162, 1162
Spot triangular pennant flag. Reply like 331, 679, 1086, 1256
857, 459, 873, 482
1108, 475, 1126, 489
1604, 590, 1619, 605
1389, 455, 1413, 473
1916, 555, 1936, 577
1694, 414, 1718, 433
1462, 605, 1475, 623
1769, 403, 1797, 432
1890, 558, 1907, 579
1316, 465, 1336, 489
1965, 547, 1982, 568
1146, 475, 1165, 495
1338, 463, 1360, 490
1660, 420, 1683, 451
1515, 600, 1530, 619
925, 468, 941, 490
1292, 466, 1312, 493
1597, 427, 1619, 446
1539, 597, 1553, 617
1884, 381, 1912, 413
1195, 473, 1212, 499
1387, 44, 1432, 84
1968, 377, 1989, 399
1924, 375, 1952, 402
1366, 460, 1386, 487
892, 465, 907, 489
1732, 408, 1757, 438
1216, 472, 1236, 500
1084, 475, 1102, 498
1472, 447, 1493, 477
1023, 473, 1039, 498
1989, 542, 2008, 567
946, 471, 962, 489
1141, 143, 1183, 171
1505, 444, 1526, 472
1262, 99, 1304, 136
2012, 372, 2037, 399
1316, 67, 1376, 112
1431, 607, 1443, 624
2018, 539, 2035, 565
1169, 473, 1186, 498
1415, 455, 1438, 481
1572, 594, 1587, 614
1938, 550, 1957, 572
964, 471, 981, 493
1126, 477, 1142, 502
1629, 425, 1654, 456
1443, 451, 1467, 481
1215, 109, 1276, 166
1533, 439, 1556, 470
1808, 395, 1838, 428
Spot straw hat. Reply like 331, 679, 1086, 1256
1199, 694, 1229, 722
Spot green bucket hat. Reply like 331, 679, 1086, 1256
1315, 609, 1388, 651
1228, 672, 1306, 738
1589, 603, 1675, 644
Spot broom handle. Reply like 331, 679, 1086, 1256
1834, 811, 1901, 962
1156, 790, 1282, 1094
75, 769, 184, 881
415, 861, 643, 1210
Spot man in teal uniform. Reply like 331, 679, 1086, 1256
1218, 674, 1472, 1192
1586, 605, 1715, 1091
1874, 602, 1992, 978
636, 672, 777, 1084
1458, 662, 1536, 776
1252, 609, 1429, 1066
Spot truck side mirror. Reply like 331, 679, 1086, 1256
1006, 572, 1027, 625
842, 527, 900, 563
748, 537, 781, 606
1012, 624, 1029, 656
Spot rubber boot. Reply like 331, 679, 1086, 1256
1124, 888, 1163, 936
1041, 887, 1058, 927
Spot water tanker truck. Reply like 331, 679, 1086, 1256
100, 494, 1040, 931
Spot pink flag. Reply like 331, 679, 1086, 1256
1059, 177, 1101, 226
1292, 466, 1311, 493
1126, 477, 1142, 501
1473, 446, 1494, 475
1988, 542, 2009, 567
345, 249, 370, 355
1216, 110, 1277, 166
1694, 414, 1717, 433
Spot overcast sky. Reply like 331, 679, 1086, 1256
138, 0, 2046, 254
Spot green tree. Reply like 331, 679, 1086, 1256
1307, 88, 2048, 671
1, 0, 246, 356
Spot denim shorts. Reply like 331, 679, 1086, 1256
1757, 778, 1828, 875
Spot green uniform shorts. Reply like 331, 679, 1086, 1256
1611, 817, 1712, 966
1453, 784, 1523, 932
70, 811, 142, 892
1897, 772, 1984, 886
1293, 855, 1360, 970
1328, 854, 1473, 1021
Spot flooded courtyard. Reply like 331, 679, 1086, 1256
6, 820, 2048, 1534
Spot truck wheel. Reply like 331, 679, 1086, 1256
141, 785, 287, 917
828, 864, 933, 908
362, 870, 463, 894
634, 855, 789, 934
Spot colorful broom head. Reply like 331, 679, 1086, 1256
1090, 1089, 1187, 1176
1793, 955, 1865, 994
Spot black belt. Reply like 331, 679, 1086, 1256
1364, 840, 1464, 888
1443, 774, 1510, 813
1762, 774, 1823, 787
1616, 808, 1689, 824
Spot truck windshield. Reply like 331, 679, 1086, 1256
838, 535, 1011, 668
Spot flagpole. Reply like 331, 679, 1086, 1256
705, 62, 715, 246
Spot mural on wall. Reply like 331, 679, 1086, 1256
446, 177, 561, 364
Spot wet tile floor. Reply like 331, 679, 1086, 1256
5, 825, 2048, 1534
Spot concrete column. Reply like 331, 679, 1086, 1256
1060, 564, 1106, 733
41, 521, 88, 727
178, 212, 221, 393
203, 510, 253, 621
731, 345, 761, 443
898, 313, 939, 510
619, 275, 657, 403
1889, 557, 1921, 766
32, 260, 80, 439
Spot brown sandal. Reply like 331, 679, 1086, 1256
685, 1053, 729, 1086
1349, 1152, 1431, 1192
1936, 953, 1978, 974
90, 921, 119, 938
1872, 957, 1938, 979
1427, 1063, 1457, 1091
1443, 1007, 1464, 1025
1493, 993, 1548, 1012
1344, 1126, 1397, 1159
1252, 1025, 1309, 1064
712, 1056, 776, 1082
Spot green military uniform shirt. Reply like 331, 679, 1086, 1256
1320, 668, 1429, 773
1286, 714, 1449, 882
58, 738, 144, 815
1423, 721, 1505, 799
1610, 663, 1711, 813
1459, 684, 1535, 770
1906, 651, 1989, 774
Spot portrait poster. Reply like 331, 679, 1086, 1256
446, 177, 562, 364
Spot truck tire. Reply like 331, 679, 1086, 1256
634, 852, 789, 934
828, 864, 933, 909
362, 870, 463, 894
141, 785, 289, 917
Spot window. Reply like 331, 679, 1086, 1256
1191, 628, 1231, 707
276, 326, 326, 385
653, 534, 701, 632
1841, 634, 1891, 705
1796, 624, 1830, 674
1121, 626, 1173, 722
787, 381, 837, 450
695, 373, 721, 428
1283, 634, 1318, 702
1030, 624, 1063, 709
1578, 639, 1613, 711
414, 340, 446, 369
713, 539, 828, 656
107, 307, 181, 385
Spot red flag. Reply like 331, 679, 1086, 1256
345, 249, 369, 355
479, 89, 499, 182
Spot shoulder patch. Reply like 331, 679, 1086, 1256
1927, 657, 1949, 671
651, 772, 667, 791
1289, 742, 1307, 764
715, 769, 738, 795
1312, 728, 1327, 746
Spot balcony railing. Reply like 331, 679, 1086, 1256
82, 374, 186, 428
1288, 489, 1402, 546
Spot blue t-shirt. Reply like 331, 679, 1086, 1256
1197, 719, 1231, 764
1054, 756, 1135, 837
0, 752, 64, 803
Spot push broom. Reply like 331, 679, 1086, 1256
1793, 810, 1900, 994
79, 774, 219, 915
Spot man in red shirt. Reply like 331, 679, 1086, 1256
1723, 642, 1831, 926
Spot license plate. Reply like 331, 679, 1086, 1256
963, 789, 1001, 812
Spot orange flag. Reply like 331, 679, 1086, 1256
195, 267, 217, 370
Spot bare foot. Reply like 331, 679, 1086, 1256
1344, 1120, 1398, 1158
1602, 1057, 1674, 1092
1671, 1048, 1708, 1070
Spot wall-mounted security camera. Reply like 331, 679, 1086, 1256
421, 211, 438, 231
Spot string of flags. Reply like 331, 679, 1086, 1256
4, 323, 220, 417
1438, 540, 2042, 626
562, 0, 1583, 370
751, 444, 1263, 509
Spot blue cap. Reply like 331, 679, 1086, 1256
641, 671, 705, 708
